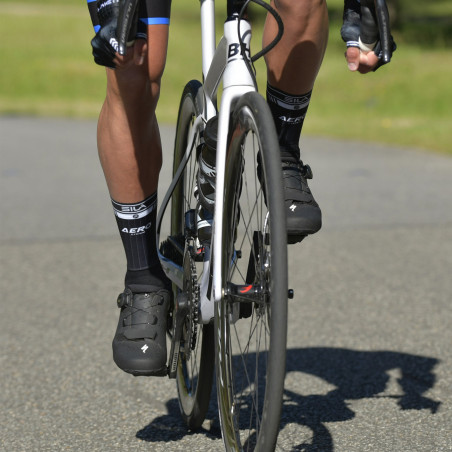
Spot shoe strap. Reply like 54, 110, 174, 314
123, 324, 159, 341
117, 289, 169, 309
282, 162, 314, 203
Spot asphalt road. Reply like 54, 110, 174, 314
1, 117, 451, 452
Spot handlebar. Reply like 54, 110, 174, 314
374, 0, 392, 63
117, 0, 394, 66
117, 0, 139, 56
360, 0, 393, 64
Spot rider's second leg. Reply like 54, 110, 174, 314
263, 0, 328, 242
98, 24, 171, 376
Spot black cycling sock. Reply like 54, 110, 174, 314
112, 193, 168, 291
124, 268, 169, 292
266, 83, 312, 163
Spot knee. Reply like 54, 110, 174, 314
274, 0, 328, 40
106, 65, 161, 111
276, 0, 327, 20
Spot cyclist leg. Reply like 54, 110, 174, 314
98, 42, 165, 202
97, 24, 171, 376
263, 0, 329, 242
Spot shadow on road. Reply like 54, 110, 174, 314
136, 347, 440, 450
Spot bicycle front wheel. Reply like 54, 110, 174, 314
215, 92, 288, 451
172, 80, 215, 430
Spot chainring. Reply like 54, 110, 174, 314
182, 247, 199, 361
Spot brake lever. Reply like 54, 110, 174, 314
117, 0, 139, 56
374, 0, 392, 63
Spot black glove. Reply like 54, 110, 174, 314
341, 0, 396, 71
91, 0, 121, 68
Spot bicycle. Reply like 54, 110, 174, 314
160, 1, 289, 448
116, 0, 394, 450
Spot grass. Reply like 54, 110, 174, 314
0, 0, 451, 154
0, 1, 105, 117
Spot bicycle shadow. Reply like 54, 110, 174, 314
281, 348, 440, 451
136, 347, 440, 449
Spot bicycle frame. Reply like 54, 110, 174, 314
157, 0, 257, 322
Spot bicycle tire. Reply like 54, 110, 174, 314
215, 92, 288, 451
172, 80, 215, 430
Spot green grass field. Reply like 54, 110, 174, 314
0, 0, 451, 154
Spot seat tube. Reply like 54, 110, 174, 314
200, 0, 216, 80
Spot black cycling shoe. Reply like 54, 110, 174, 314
112, 287, 170, 376
281, 161, 322, 244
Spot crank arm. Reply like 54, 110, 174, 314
167, 292, 189, 378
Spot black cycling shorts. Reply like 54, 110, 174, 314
87, 0, 172, 34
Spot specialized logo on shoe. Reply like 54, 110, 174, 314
141, 344, 149, 353
290, 204, 297, 212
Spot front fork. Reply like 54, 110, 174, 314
163, 15, 257, 375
